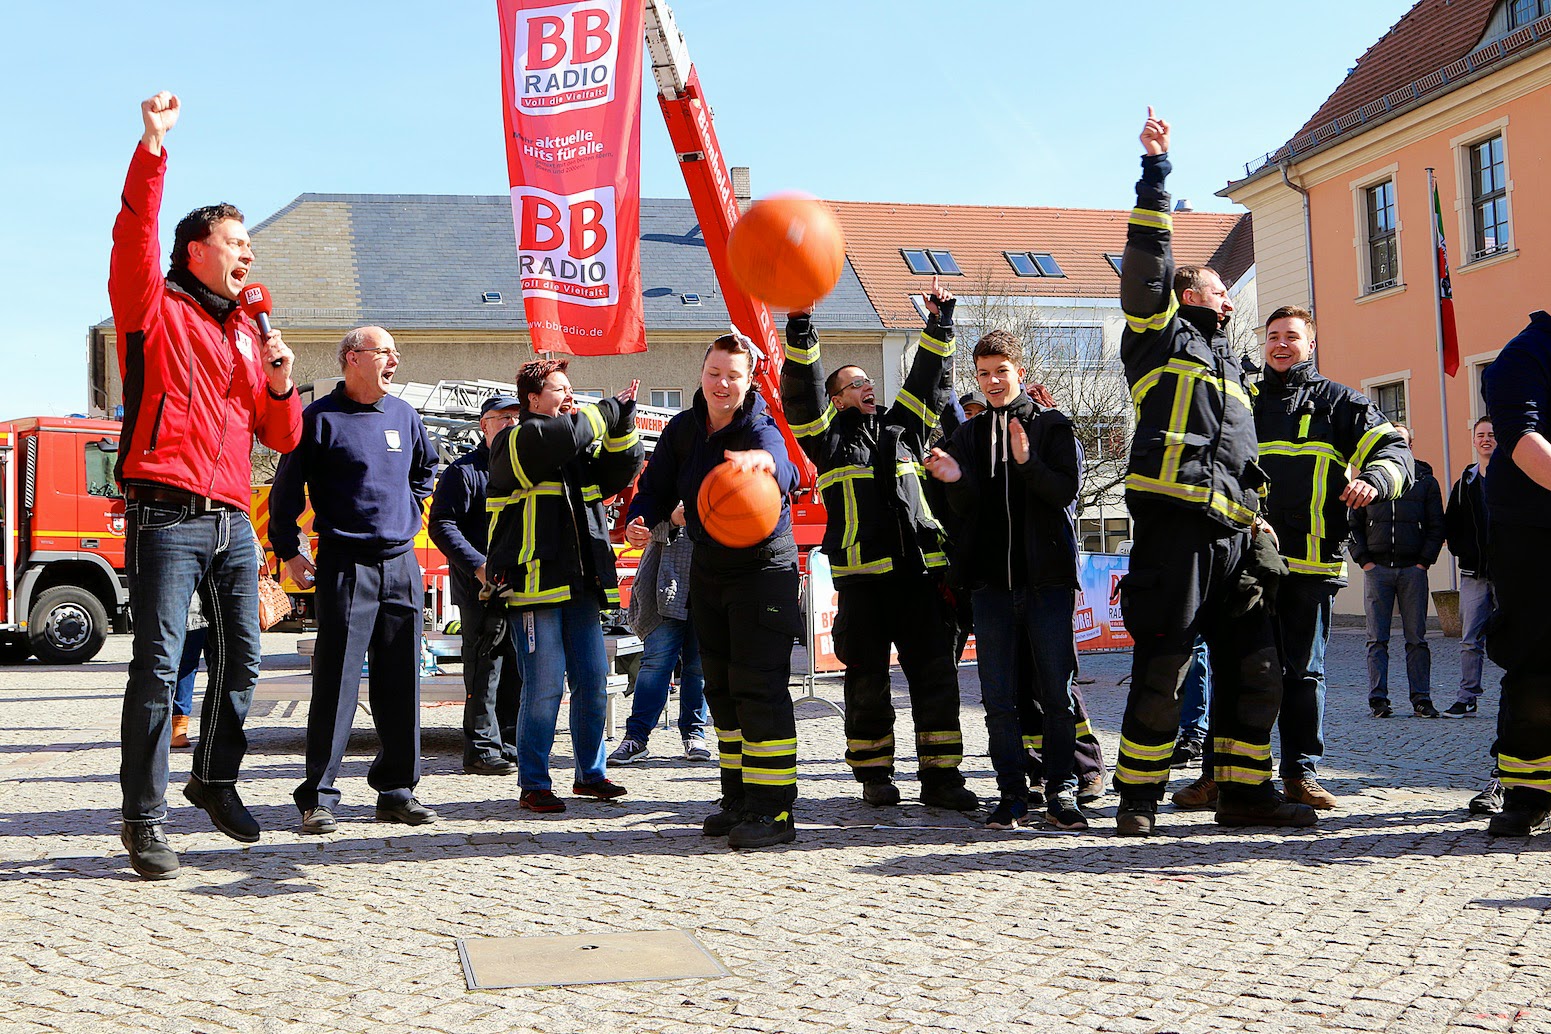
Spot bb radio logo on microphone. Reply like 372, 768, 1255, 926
511, 1, 621, 115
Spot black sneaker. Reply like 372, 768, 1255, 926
1116, 798, 1159, 837
1045, 792, 1089, 831
121, 822, 179, 880
984, 797, 1029, 830
1370, 702, 1394, 719
920, 782, 979, 811
1443, 699, 1478, 718
1216, 787, 1317, 828
1170, 738, 1204, 769
703, 797, 745, 837
1487, 806, 1551, 837
375, 797, 438, 825
1413, 701, 1441, 718
728, 811, 796, 849
861, 780, 901, 807
1469, 779, 1505, 815
573, 779, 628, 800
183, 776, 260, 844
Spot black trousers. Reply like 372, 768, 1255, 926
1113, 502, 1282, 803
294, 546, 423, 813
1019, 664, 1105, 787
691, 537, 801, 815
1486, 521, 1551, 806
459, 596, 521, 764
833, 571, 964, 786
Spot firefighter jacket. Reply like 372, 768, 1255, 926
109, 145, 302, 508
779, 311, 953, 582
1253, 360, 1412, 581
1119, 153, 1264, 530
942, 393, 1081, 592
485, 399, 643, 610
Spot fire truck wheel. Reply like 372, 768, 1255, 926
28, 586, 109, 665
0, 637, 32, 664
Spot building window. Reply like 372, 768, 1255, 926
1078, 517, 1132, 554
900, 249, 961, 275
572, 389, 603, 401
1370, 380, 1407, 425
1004, 251, 1065, 278
1040, 325, 1105, 366
1104, 253, 1124, 275
1364, 180, 1399, 292
649, 389, 683, 410
1469, 135, 1510, 259
1509, 0, 1549, 27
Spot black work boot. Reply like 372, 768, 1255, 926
1216, 784, 1317, 828
728, 810, 796, 849
1487, 788, 1551, 836
703, 796, 746, 837
920, 772, 979, 812
861, 779, 901, 807
121, 822, 180, 880
1116, 798, 1159, 837
184, 775, 261, 843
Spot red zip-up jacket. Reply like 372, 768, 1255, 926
109, 144, 302, 509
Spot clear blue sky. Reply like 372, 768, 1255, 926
0, 0, 1415, 417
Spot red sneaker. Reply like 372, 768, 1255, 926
572, 779, 627, 800
519, 789, 567, 813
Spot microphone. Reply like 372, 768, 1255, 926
238, 283, 284, 368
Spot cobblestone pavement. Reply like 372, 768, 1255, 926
1, 627, 1546, 1034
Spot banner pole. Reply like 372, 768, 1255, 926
1427, 167, 1458, 592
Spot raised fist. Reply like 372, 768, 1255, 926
141, 92, 180, 153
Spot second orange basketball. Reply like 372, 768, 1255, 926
697, 461, 782, 549
726, 195, 846, 310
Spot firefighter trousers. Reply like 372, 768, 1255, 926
691, 537, 801, 816
1486, 522, 1551, 807
1114, 502, 1282, 803
832, 572, 964, 787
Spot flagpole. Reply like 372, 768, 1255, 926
1426, 166, 1458, 591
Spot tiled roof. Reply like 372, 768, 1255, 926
825, 200, 1246, 328
1208, 213, 1256, 291
1291, 0, 1499, 141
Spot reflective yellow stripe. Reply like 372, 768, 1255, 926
743, 769, 798, 785
784, 339, 820, 365
1133, 357, 1253, 414
1120, 737, 1175, 762
1259, 440, 1345, 464
1114, 765, 1168, 785
1350, 421, 1397, 468
743, 738, 798, 756
1075, 720, 1094, 739
923, 551, 948, 569
1158, 378, 1194, 483
1370, 458, 1406, 499
895, 388, 932, 427
1214, 737, 1272, 761
1287, 556, 1346, 577
1124, 473, 1258, 528
790, 403, 835, 439
834, 555, 893, 577
1498, 754, 1551, 772
581, 485, 603, 503
505, 583, 572, 606
578, 403, 606, 440
917, 328, 954, 358
1215, 765, 1271, 785
916, 730, 960, 744
847, 735, 895, 752
1129, 207, 1173, 231
816, 464, 872, 493
1297, 413, 1311, 439
507, 425, 533, 490
603, 428, 639, 452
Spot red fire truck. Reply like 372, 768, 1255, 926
0, 417, 130, 664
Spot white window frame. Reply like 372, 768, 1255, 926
1361, 369, 1412, 426
649, 388, 684, 411
1350, 164, 1403, 297
1450, 117, 1517, 269
1464, 349, 1502, 422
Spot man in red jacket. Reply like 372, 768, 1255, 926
111, 92, 302, 880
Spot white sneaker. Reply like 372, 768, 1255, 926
683, 737, 713, 762
608, 738, 649, 764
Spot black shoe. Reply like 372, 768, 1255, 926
1443, 699, 1478, 718
920, 783, 979, 811
463, 756, 518, 776
375, 797, 438, 826
1469, 779, 1505, 815
1170, 738, 1204, 769
861, 780, 901, 807
1216, 787, 1317, 828
1045, 792, 1088, 831
573, 779, 628, 800
183, 776, 260, 844
1116, 798, 1158, 837
1487, 806, 1551, 837
121, 822, 179, 880
1413, 700, 1441, 718
300, 806, 338, 834
984, 797, 1029, 830
728, 811, 796, 849
703, 797, 745, 837
1370, 702, 1394, 719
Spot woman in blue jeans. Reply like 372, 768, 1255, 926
610, 503, 710, 763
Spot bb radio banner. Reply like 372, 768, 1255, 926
498, 0, 646, 355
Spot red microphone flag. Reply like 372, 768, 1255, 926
497, 0, 647, 356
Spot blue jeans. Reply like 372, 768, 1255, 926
1275, 575, 1335, 780
1178, 637, 1211, 742
972, 585, 1079, 799
513, 600, 609, 791
624, 617, 707, 744
1458, 573, 1494, 701
1363, 564, 1432, 704
173, 627, 207, 718
121, 502, 262, 824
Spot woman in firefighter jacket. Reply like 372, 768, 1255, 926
778, 282, 978, 813
485, 359, 644, 815
1254, 305, 1411, 811
624, 333, 803, 849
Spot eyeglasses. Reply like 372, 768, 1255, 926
352, 346, 399, 360
840, 377, 873, 391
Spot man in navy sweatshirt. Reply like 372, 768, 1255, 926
270, 326, 438, 835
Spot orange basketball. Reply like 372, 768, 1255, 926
726, 195, 846, 309
697, 461, 782, 549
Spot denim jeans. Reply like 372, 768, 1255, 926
623, 617, 707, 744
1178, 637, 1211, 742
1457, 573, 1494, 701
972, 585, 1079, 799
1363, 564, 1432, 704
173, 626, 207, 718
513, 599, 609, 791
121, 502, 261, 824
1275, 575, 1336, 780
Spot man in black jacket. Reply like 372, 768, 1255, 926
1348, 424, 1443, 719
1444, 417, 1495, 718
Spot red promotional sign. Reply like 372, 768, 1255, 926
497, 0, 646, 355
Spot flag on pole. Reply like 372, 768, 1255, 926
497, 0, 646, 355
1432, 178, 1460, 378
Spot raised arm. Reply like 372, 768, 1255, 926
1119, 107, 1179, 373
109, 94, 182, 359
779, 310, 833, 466
889, 278, 957, 452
